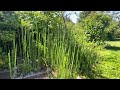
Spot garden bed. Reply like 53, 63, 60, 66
15, 68, 52, 79
0, 68, 52, 79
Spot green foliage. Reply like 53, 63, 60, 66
0, 11, 103, 79
62, 23, 100, 78
114, 29, 120, 38
17, 64, 33, 76
0, 30, 14, 42
78, 11, 92, 22
0, 11, 20, 30
81, 12, 112, 44
106, 20, 119, 40
0, 49, 9, 70
0, 11, 20, 55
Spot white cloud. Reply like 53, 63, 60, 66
65, 11, 81, 23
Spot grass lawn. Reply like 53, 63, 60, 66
95, 40, 120, 79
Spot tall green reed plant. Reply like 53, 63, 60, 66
8, 11, 100, 79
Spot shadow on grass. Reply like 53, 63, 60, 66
105, 46, 120, 51
111, 38, 120, 41
93, 72, 109, 79
79, 67, 109, 79
84, 70, 109, 79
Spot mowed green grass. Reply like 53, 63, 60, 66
95, 40, 120, 79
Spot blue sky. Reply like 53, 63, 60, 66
65, 11, 81, 23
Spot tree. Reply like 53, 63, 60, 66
81, 12, 112, 44
106, 20, 119, 40
77, 11, 92, 22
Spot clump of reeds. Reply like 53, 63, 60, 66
8, 11, 99, 79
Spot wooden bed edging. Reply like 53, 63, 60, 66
15, 68, 52, 79
0, 70, 10, 79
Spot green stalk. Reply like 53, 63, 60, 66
8, 51, 12, 79
12, 44, 17, 78
43, 25, 47, 68
23, 28, 26, 64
